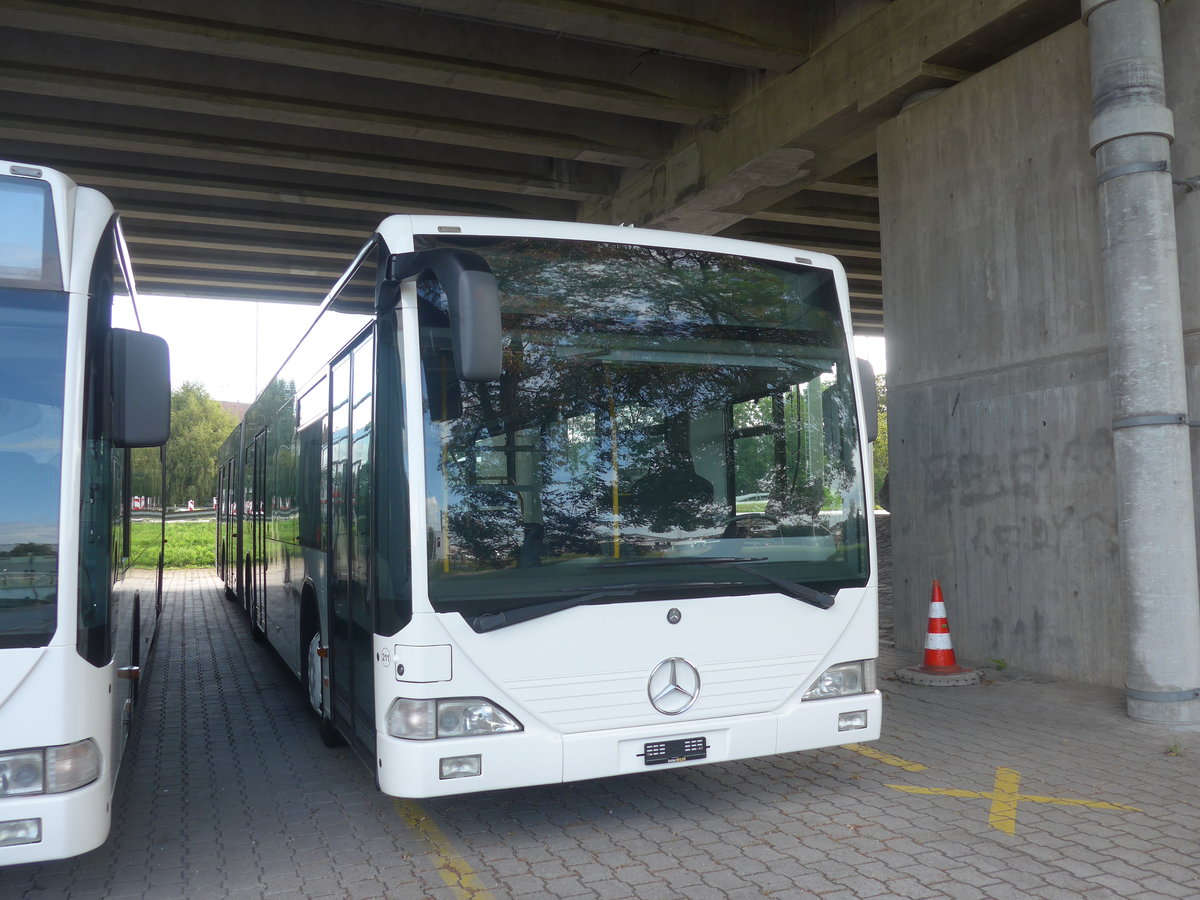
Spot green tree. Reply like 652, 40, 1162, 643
873, 373, 888, 505
130, 446, 163, 502
162, 382, 237, 507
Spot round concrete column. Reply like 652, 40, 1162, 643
1083, 0, 1200, 725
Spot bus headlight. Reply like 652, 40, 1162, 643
436, 699, 521, 738
386, 698, 522, 740
0, 750, 44, 797
0, 740, 101, 797
802, 660, 876, 700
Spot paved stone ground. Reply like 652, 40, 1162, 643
2, 564, 1198, 900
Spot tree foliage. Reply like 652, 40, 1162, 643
132, 382, 236, 507
129, 446, 163, 500
873, 374, 888, 505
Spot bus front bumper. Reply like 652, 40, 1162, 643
376, 691, 881, 798
0, 778, 111, 865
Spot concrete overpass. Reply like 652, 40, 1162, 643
0, 0, 1081, 333
4, 0, 1199, 725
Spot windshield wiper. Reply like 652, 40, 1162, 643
592, 557, 835, 609
709, 562, 835, 610
467, 582, 724, 633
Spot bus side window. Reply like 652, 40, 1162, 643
77, 227, 118, 666
296, 376, 327, 549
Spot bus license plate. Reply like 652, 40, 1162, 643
641, 737, 708, 766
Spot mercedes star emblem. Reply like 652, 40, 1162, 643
647, 657, 701, 715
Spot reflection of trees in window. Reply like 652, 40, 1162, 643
471, 242, 841, 341
620, 410, 719, 534
442, 353, 858, 561
446, 491, 523, 569
420, 236, 862, 579
266, 380, 298, 543
297, 420, 323, 548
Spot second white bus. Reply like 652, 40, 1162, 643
217, 215, 880, 797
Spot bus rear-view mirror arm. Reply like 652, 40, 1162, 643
112, 328, 171, 448
386, 249, 502, 382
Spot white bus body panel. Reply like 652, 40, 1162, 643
0, 164, 144, 864
375, 587, 879, 798
365, 214, 879, 797
0, 646, 115, 865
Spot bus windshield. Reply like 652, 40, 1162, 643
418, 237, 868, 619
0, 293, 68, 648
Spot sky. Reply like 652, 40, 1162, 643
133, 295, 318, 403
133, 295, 888, 404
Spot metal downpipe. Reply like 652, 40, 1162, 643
1083, 0, 1200, 724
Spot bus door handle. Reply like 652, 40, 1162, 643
118, 666, 141, 681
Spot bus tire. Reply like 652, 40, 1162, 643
246, 553, 265, 642
304, 628, 344, 748
129, 593, 141, 706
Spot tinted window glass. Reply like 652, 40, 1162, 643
0, 291, 67, 648
0, 175, 61, 290
414, 238, 868, 618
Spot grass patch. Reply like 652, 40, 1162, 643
131, 520, 215, 569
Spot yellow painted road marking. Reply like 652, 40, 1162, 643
887, 766, 1141, 835
988, 767, 1021, 833
843, 743, 928, 772
394, 799, 496, 899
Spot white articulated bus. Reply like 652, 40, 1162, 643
0, 161, 171, 863
217, 216, 880, 797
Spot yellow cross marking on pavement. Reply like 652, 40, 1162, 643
394, 799, 496, 899
886, 766, 1141, 834
843, 743, 928, 772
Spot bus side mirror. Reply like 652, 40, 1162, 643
112, 328, 171, 448
857, 358, 878, 443
386, 249, 502, 382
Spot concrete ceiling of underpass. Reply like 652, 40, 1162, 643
0, 0, 1080, 335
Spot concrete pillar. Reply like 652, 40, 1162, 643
1083, 0, 1200, 724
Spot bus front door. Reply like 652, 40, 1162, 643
328, 340, 376, 757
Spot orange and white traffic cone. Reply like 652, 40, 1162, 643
896, 581, 980, 686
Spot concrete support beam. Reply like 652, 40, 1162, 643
133, 273, 330, 300
135, 255, 345, 280
583, 0, 1076, 231
754, 207, 880, 232
395, 0, 813, 71
117, 208, 369, 241
50, 164, 574, 220
0, 63, 659, 168
809, 179, 880, 199
1083, 0, 1200, 725
0, 0, 736, 124
0, 116, 613, 201
125, 234, 354, 261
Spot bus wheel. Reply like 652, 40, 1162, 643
246, 554, 265, 642
305, 630, 344, 748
